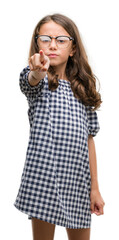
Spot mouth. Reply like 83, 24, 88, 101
48, 54, 58, 58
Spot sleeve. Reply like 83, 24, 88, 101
85, 106, 100, 137
19, 66, 45, 101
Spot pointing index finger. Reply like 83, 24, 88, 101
39, 50, 45, 63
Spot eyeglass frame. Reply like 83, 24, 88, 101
35, 35, 74, 48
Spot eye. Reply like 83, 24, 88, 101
58, 40, 65, 43
57, 36, 69, 44
57, 39, 65, 43
39, 36, 51, 42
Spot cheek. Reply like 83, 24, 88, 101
39, 47, 47, 55
60, 49, 71, 59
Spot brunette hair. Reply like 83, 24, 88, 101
29, 13, 102, 110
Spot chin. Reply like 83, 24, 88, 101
50, 62, 58, 67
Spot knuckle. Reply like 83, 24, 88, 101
34, 53, 39, 58
35, 64, 41, 68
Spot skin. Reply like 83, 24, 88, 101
88, 135, 105, 215
31, 218, 91, 240
28, 20, 105, 240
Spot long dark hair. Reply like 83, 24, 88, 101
29, 13, 102, 110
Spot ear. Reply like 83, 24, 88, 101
69, 44, 76, 57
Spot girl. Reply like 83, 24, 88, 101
14, 13, 105, 240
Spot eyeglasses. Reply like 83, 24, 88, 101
35, 35, 74, 49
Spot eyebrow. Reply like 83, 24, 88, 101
38, 35, 71, 37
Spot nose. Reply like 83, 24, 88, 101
49, 38, 57, 49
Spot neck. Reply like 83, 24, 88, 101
51, 64, 68, 80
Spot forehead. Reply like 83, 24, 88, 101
39, 20, 70, 37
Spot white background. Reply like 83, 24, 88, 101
0, 0, 119, 239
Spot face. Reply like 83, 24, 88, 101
38, 21, 74, 70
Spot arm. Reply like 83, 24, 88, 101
28, 70, 46, 87
88, 134, 99, 190
88, 135, 105, 215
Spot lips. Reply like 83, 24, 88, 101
48, 54, 58, 58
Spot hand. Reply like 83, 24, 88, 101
90, 189, 105, 215
29, 50, 50, 72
